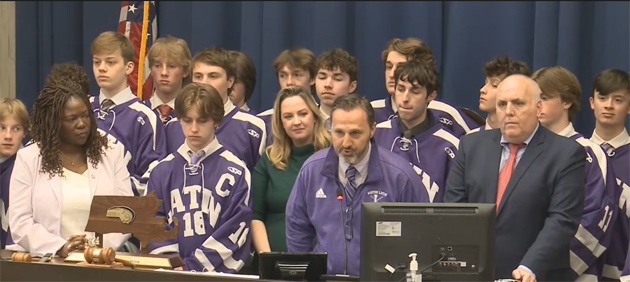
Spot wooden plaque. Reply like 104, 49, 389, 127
81, 191, 184, 268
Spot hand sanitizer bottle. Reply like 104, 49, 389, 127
407, 253, 421, 282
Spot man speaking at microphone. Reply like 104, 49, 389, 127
285, 94, 429, 276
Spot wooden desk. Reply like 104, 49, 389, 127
0, 250, 273, 281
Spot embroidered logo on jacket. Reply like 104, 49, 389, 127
445, 147, 455, 159
248, 129, 260, 139
367, 190, 388, 202
438, 117, 453, 126
228, 166, 242, 176
315, 188, 327, 199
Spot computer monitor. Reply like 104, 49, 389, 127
258, 252, 327, 281
360, 202, 495, 282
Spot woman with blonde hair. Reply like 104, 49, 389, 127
251, 86, 330, 252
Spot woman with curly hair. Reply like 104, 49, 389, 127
8, 81, 133, 257
251, 86, 331, 252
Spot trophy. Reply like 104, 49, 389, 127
64, 191, 184, 269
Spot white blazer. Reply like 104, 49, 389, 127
8, 142, 133, 256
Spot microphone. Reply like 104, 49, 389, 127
336, 188, 348, 275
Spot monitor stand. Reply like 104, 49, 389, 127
277, 262, 309, 280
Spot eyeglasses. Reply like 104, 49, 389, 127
344, 205, 353, 240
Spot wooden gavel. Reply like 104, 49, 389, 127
10, 252, 53, 262
11, 252, 32, 262
84, 246, 116, 264
83, 246, 134, 268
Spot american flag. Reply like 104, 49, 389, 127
118, 1, 157, 101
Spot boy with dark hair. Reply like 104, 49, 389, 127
147, 83, 252, 273
315, 48, 358, 129
372, 37, 481, 137
228, 50, 257, 115
164, 47, 266, 171
272, 48, 317, 96
588, 69, 630, 281
476, 55, 531, 131
257, 48, 318, 145
373, 60, 459, 203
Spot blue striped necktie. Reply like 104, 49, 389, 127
345, 166, 357, 204
188, 150, 206, 165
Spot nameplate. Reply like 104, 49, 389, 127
65, 252, 183, 269
154, 268, 260, 279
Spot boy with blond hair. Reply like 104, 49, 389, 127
0, 98, 29, 249
144, 36, 192, 125
89, 31, 167, 196
532, 66, 617, 280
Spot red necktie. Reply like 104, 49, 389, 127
496, 143, 526, 210
157, 104, 172, 119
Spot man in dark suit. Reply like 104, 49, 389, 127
445, 74, 585, 282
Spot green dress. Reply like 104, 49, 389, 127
252, 144, 315, 252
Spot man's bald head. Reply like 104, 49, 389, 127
496, 74, 543, 144
498, 74, 542, 102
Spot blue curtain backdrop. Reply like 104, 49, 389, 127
16, 1, 630, 135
